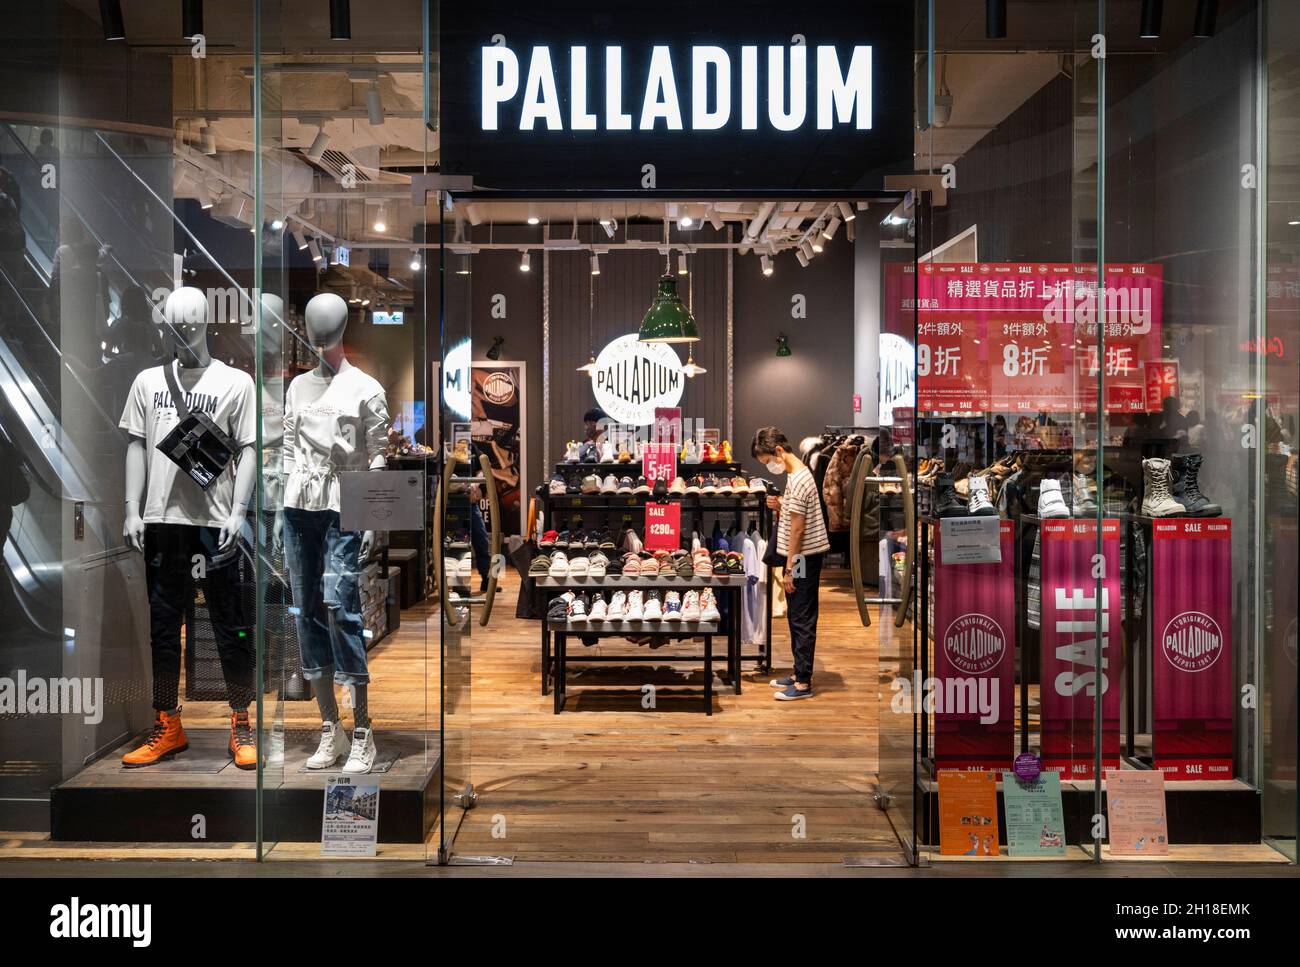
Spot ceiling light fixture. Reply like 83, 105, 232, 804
1194, 0, 1218, 38
308, 239, 323, 263
679, 214, 694, 229
330, 0, 351, 40
602, 219, 616, 239
306, 127, 330, 161
800, 240, 814, 259
183, 0, 203, 40
707, 209, 724, 232
409, 251, 421, 271
526, 205, 540, 225
576, 350, 598, 375
796, 251, 810, 268
590, 252, 601, 275
519, 250, 531, 272
270, 217, 285, 231
985, 0, 1007, 40
638, 275, 700, 343
99, 0, 125, 40
678, 252, 689, 275
366, 82, 385, 126
1140, 0, 1163, 39
775, 332, 792, 357
682, 348, 708, 378
837, 201, 856, 222
761, 254, 774, 276
372, 206, 387, 233
822, 216, 842, 240
810, 235, 824, 253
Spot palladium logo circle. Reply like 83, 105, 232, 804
591, 334, 684, 426
1161, 611, 1224, 673
942, 613, 1005, 675
482, 371, 516, 405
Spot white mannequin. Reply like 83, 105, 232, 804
303, 292, 385, 559
123, 286, 256, 553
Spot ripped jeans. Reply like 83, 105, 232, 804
282, 508, 369, 685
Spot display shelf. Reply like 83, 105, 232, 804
547, 619, 721, 634
553, 461, 742, 475
533, 574, 748, 588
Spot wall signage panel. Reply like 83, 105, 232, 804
440, 0, 914, 189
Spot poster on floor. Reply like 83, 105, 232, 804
1001, 771, 1067, 856
933, 520, 1015, 770
321, 776, 381, 857
1105, 769, 1169, 856
1150, 518, 1234, 780
937, 770, 1001, 856
471, 361, 527, 536
1038, 518, 1122, 779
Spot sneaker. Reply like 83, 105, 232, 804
967, 475, 997, 516
228, 710, 257, 770
622, 528, 643, 553
554, 529, 571, 549
600, 474, 619, 494
748, 477, 770, 494
653, 477, 669, 500
529, 554, 553, 575
589, 552, 608, 577
609, 590, 627, 619
547, 594, 573, 620
570, 554, 590, 577
549, 551, 570, 577
686, 476, 704, 495
617, 475, 634, 494
717, 476, 734, 495
122, 709, 189, 767
726, 551, 744, 574
589, 592, 608, 620
625, 589, 645, 620
643, 590, 663, 620
700, 588, 721, 621
1071, 472, 1099, 517
769, 675, 797, 688
580, 474, 601, 494
342, 727, 377, 774
569, 592, 589, 621
570, 529, 588, 549
662, 591, 683, 621
634, 476, 651, 495
702, 475, 718, 495
682, 440, 700, 463
306, 719, 352, 769
774, 683, 813, 701
549, 474, 566, 495
566, 474, 581, 494
712, 552, 728, 575
599, 440, 616, 463
669, 476, 687, 495
563, 441, 580, 463
539, 529, 558, 549
732, 476, 749, 494
1037, 479, 1072, 519
579, 442, 599, 463
681, 590, 702, 620
618, 445, 632, 463
934, 475, 965, 518
597, 530, 616, 550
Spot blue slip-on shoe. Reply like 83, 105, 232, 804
774, 683, 813, 701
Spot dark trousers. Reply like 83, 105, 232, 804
471, 504, 491, 585
145, 523, 254, 712
785, 552, 824, 684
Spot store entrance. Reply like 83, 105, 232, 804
431, 191, 921, 865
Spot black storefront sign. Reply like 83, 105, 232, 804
439, 0, 914, 191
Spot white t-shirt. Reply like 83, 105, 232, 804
283, 359, 389, 513
119, 359, 257, 529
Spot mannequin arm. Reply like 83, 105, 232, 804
218, 444, 257, 552
123, 437, 148, 552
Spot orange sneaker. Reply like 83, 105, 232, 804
122, 709, 188, 768
229, 710, 257, 770
717, 441, 732, 463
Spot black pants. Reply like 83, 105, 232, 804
786, 552, 824, 685
145, 523, 254, 712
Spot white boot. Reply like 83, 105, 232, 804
305, 720, 351, 770
1037, 479, 1070, 519
967, 475, 997, 516
342, 727, 377, 775
1141, 457, 1185, 517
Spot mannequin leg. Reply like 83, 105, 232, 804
314, 672, 339, 724
283, 508, 338, 693
143, 524, 188, 713
350, 683, 370, 730
198, 527, 255, 712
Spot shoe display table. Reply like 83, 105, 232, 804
534, 574, 748, 710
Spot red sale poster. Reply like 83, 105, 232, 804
897, 262, 1164, 415
933, 520, 1015, 770
1038, 518, 1122, 779
1151, 518, 1234, 780
644, 501, 681, 552
642, 442, 676, 483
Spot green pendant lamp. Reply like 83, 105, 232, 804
638, 274, 700, 343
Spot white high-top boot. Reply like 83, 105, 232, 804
1141, 458, 1186, 518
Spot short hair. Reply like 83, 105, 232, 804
751, 426, 790, 458
583, 408, 606, 424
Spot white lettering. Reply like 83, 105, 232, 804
520, 45, 563, 130
640, 46, 684, 130
481, 45, 519, 130
691, 46, 731, 130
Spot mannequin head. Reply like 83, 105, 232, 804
260, 292, 286, 359
162, 286, 209, 364
304, 292, 349, 350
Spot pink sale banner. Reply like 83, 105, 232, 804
1151, 518, 1234, 780
1038, 518, 1122, 779
933, 521, 1015, 770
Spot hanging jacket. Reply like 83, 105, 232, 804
823, 435, 864, 531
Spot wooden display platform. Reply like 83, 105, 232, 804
50, 729, 441, 844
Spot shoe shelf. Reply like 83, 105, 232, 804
554, 461, 742, 475
533, 574, 748, 588
545, 493, 764, 506
547, 618, 721, 634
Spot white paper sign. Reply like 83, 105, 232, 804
321, 776, 380, 857
939, 515, 1002, 565
340, 470, 425, 531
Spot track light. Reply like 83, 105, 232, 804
822, 216, 841, 240
761, 255, 774, 276
590, 253, 601, 275
679, 215, 694, 229
796, 251, 810, 268
526, 205, 540, 225
487, 336, 505, 361
800, 240, 814, 260
99, 0, 125, 40
707, 209, 725, 232
270, 218, 285, 232
519, 251, 531, 272
292, 229, 309, 250
602, 219, 616, 239
1140, 0, 1162, 39
195, 183, 214, 209
330, 0, 351, 40
985, 0, 1006, 40
410, 251, 421, 272
372, 206, 387, 233
306, 128, 330, 162
308, 239, 323, 263
677, 252, 689, 275
837, 201, 856, 222
1194, 0, 1217, 38
183, 0, 203, 39
810, 234, 824, 254
366, 82, 385, 126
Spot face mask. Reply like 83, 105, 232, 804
764, 459, 786, 476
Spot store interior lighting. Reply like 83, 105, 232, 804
366, 82, 385, 126
761, 254, 774, 276
1140, 0, 1163, 39
519, 251, 531, 272
822, 216, 841, 240
590, 253, 601, 275
526, 206, 540, 225
330, 0, 351, 40
306, 128, 330, 162
487, 336, 505, 361
986, 0, 1007, 40
409, 251, 421, 271
800, 240, 814, 259
837, 201, 856, 222
183, 0, 203, 40
308, 239, 323, 263
677, 252, 689, 275
99, 0, 125, 41
292, 229, 309, 250
796, 251, 810, 268
775, 332, 792, 357
810, 233, 824, 253
682, 348, 708, 378
372, 206, 387, 233
602, 218, 617, 239
1194, 0, 1218, 38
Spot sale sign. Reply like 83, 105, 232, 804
644, 500, 681, 552
896, 262, 1164, 415
933, 520, 1015, 770
937, 770, 1001, 856
1038, 518, 1122, 779
1151, 518, 1234, 780
642, 442, 676, 484
1143, 359, 1180, 413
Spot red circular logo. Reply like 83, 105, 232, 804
1160, 611, 1223, 673
942, 613, 1006, 675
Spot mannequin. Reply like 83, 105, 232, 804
282, 292, 389, 775
119, 286, 259, 769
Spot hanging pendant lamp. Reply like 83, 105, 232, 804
638, 274, 700, 343
682, 348, 708, 378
